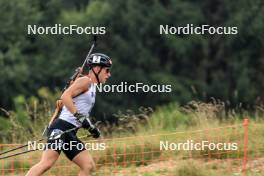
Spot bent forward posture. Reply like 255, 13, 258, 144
26, 53, 112, 176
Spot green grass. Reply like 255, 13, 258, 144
1, 99, 264, 175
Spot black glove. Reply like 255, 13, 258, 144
74, 112, 93, 128
74, 112, 101, 138
74, 112, 92, 129
88, 127, 101, 138
73, 112, 85, 121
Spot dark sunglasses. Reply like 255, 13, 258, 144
105, 68, 111, 73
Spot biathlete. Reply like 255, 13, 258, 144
26, 53, 112, 176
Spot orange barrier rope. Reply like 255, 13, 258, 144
243, 118, 249, 176
0, 118, 262, 175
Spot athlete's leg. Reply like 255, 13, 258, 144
25, 149, 60, 176
72, 150, 95, 176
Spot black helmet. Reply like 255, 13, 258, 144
86, 53, 112, 68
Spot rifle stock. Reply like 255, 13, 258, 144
48, 99, 63, 126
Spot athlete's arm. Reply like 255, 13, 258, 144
61, 76, 91, 114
